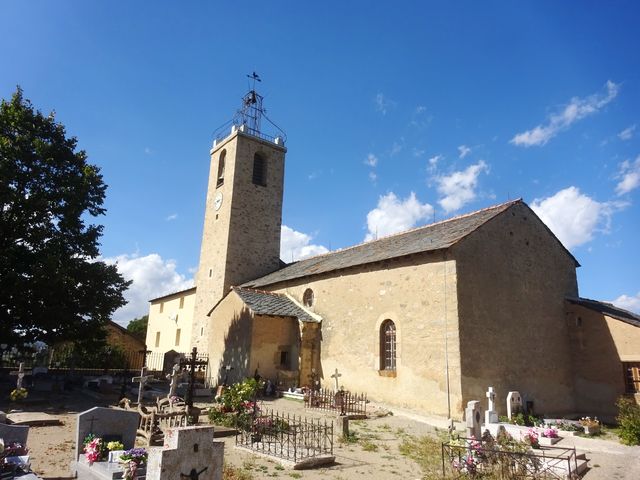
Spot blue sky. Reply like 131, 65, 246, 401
2, 1, 639, 325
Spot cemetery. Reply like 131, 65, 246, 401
2, 348, 640, 480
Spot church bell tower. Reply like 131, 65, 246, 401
192, 77, 287, 351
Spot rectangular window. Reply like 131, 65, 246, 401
280, 350, 290, 369
179, 297, 185, 309
159, 302, 164, 314
624, 362, 640, 393
175, 329, 181, 346
252, 155, 267, 186
155, 332, 161, 348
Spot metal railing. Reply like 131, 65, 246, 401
441, 437, 579, 479
236, 408, 333, 463
304, 388, 368, 416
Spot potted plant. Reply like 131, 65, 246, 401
538, 426, 561, 445
119, 448, 147, 480
579, 417, 601, 435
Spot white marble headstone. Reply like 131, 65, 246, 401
146, 426, 224, 480
465, 400, 483, 439
506, 391, 522, 419
485, 386, 498, 424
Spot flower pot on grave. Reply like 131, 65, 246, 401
583, 425, 600, 435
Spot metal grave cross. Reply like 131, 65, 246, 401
330, 368, 342, 392
10, 362, 32, 389
132, 366, 154, 404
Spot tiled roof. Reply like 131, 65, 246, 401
566, 297, 640, 328
149, 285, 196, 303
233, 287, 320, 323
245, 199, 523, 288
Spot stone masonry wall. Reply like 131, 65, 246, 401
453, 202, 579, 416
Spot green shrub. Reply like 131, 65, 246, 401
616, 396, 640, 445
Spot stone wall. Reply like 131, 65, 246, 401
269, 250, 463, 419
567, 304, 640, 420
453, 202, 579, 416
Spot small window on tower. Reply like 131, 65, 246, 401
159, 302, 164, 313
179, 297, 185, 309
175, 329, 181, 346
303, 288, 314, 307
252, 153, 267, 186
155, 332, 161, 348
216, 150, 226, 188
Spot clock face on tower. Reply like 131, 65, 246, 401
214, 191, 223, 211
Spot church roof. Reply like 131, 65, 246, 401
566, 297, 640, 328
245, 199, 531, 288
232, 287, 320, 323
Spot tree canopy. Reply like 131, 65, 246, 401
0, 88, 130, 346
126, 314, 148, 342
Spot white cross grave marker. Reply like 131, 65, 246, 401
132, 366, 154, 404
485, 386, 498, 424
330, 368, 342, 391
166, 363, 182, 398
10, 362, 31, 389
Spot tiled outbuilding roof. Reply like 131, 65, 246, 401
233, 287, 320, 323
566, 297, 640, 328
245, 199, 548, 288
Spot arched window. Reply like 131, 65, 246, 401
216, 150, 226, 188
303, 288, 314, 307
252, 153, 267, 186
380, 320, 396, 371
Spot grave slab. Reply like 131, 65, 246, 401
6, 412, 60, 426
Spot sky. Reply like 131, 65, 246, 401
1, 1, 639, 326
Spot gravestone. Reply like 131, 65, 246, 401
506, 391, 522, 420
330, 368, 342, 391
146, 426, 224, 480
0, 423, 29, 445
10, 362, 31, 389
465, 400, 483, 439
75, 407, 140, 460
163, 350, 181, 376
132, 367, 154, 404
484, 386, 498, 424
167, 363, 182, 398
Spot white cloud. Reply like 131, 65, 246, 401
390, 141, 403, 156
368, 171, 378, 183
281, 225, 329, 262
365, 192, 434, 241
615, 155, 640, 195
531, 186, 623, 249
458, 145, 471, 159
511, 81, 620, 147
413, 148, 426, 158
166, 213, 178, 221
374, 93, 396, 115
104, 253, 194, 327
415, 105, 427, 114
612, 292, 640, 314
364, 153, 378, 167
436, 160, 488, 213
427, 154, 442, 173
618, 124, 636, 141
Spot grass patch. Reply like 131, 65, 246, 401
360, 439, 379, 452
398, 434, 443, 480
223, 464, 254, 480
287, 473, 302, 479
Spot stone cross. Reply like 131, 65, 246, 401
330, 368, 342, 391
132, 367, 154, 404
10, 362, 31, 389
146, 426, 223, 480
485, 386, 498, 424
167, 363, 182, 398
506, 391, 522, 420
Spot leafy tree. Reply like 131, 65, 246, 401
0, 88, 130, 346
127, 314, 148, 341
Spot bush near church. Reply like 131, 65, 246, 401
616, 396, 640, 445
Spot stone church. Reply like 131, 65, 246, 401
146, 88, 640, 420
